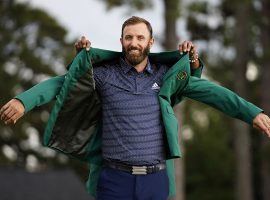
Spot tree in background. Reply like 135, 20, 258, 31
0, 0, 89, 178
185, 0, 270, 200
233, 1, 254, 199
258, 0, 270, 199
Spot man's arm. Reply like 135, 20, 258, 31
0, 75, 65, 124
182, 76, 270, 136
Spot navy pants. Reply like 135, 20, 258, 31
96, 167, 169, 200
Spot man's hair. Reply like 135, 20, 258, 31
121, 16, 153, 38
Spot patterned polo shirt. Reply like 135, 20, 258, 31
94, 56, 169, 165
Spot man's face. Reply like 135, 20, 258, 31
121, 23, 154, 65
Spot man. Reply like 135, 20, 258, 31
1, 16, 270, 200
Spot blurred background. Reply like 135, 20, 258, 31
0, 0, 270, 199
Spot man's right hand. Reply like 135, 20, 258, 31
253, 113, 270, 137
74, 36, 91, 54
0, 99, 25, 125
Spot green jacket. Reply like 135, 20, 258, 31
16, 48, 262, 198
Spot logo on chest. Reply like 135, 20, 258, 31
151, 82, 160, 90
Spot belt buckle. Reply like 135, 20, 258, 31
132, 166, 147, 175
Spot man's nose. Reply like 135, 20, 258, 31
130, 38, 139, 47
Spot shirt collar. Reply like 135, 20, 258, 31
119, 57, 154, 74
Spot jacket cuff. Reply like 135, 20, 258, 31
191, 58, 204, 77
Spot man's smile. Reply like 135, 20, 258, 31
128, 49, 141, 55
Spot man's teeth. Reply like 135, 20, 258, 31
129, 50, 140, 54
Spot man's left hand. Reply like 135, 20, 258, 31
179, 41, 200, 69
253, 113, 270, 137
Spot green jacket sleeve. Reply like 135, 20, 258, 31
174, 59, 204, 105
15, 75, 65, 113
182, 76, 263, 125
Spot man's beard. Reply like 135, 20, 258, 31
122, 43, 150, 66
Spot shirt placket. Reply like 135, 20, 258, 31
135, 73, 145, 94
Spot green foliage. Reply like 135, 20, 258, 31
101, 0, 152, 11
182, 100, 235, 200
0, 1, 80, 173
188, 1, 208, 14
183, 0, 270, 199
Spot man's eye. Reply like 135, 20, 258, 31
138, 36, 144, 40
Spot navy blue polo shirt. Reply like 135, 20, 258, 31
94, 57, 169, 165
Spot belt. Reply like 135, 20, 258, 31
103, 160, 166, 175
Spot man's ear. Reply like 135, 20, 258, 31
120, 37, 123, 45
149, 37, 154, 48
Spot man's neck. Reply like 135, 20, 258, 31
125, 57, 148, 73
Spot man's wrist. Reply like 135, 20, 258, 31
190, 59, 200, 69
189, 51, 200, 69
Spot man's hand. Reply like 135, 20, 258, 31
0, 99, 25, 125
179, 41, 200, 69
74, 36, 91, 54
253, 113, 270, 137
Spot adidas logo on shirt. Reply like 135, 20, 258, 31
151, 82, 160, 90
